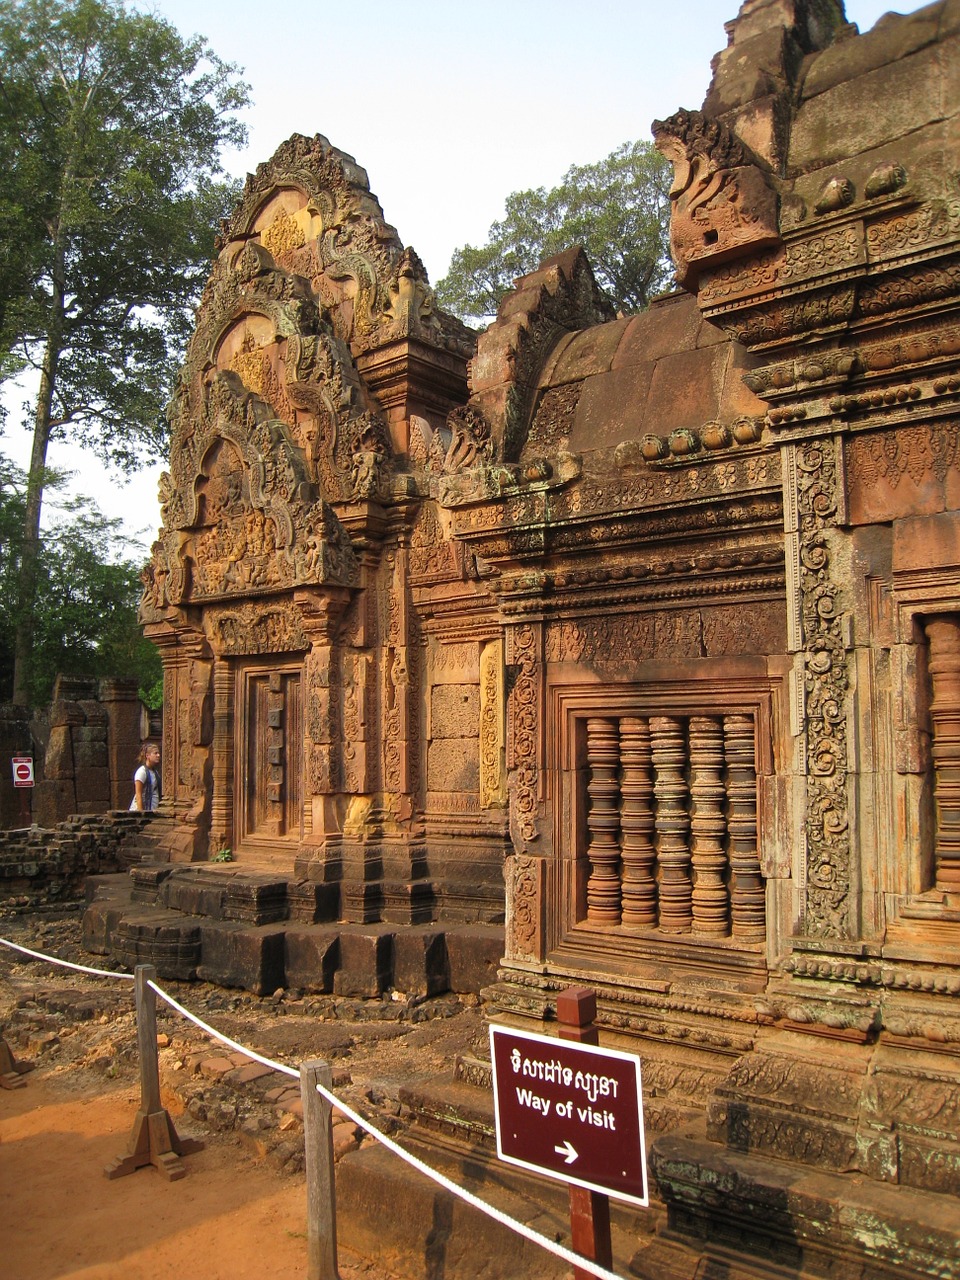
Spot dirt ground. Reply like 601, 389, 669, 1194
0, 908, 486, 1280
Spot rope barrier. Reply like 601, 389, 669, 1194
146, 979, 623, 1280
0, 935, 134, 981
0, 934, 626, 1279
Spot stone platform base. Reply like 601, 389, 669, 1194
647, 1132, 960, 1280
335, 1050, 960, 1280
81, 867, 503, 997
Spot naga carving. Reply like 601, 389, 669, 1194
653, 108, 780, 290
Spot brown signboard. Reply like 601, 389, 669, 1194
489, 1023, 648, 1207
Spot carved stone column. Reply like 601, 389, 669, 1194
652, 715, 692, 932
924, 614, 960, 892
724, 713, 765, 940
690, 716, 729, 934
619, 717, 657, 926
585, 717, 622, 924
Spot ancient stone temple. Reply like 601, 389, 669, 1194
91, 0, 960, 1273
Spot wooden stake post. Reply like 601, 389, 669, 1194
300, 1058, 340, 1280
0, 1031, 33, 1089
556, 986, 614, 1279
104, 964, 203, 1181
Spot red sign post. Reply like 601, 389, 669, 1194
11, 757, 34, 787
11, 755, 34, 827
489, 1010, 648, 1209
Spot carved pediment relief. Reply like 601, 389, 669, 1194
219, 134, 473, 360
653, 109, 781, 291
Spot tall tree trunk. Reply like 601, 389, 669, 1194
11, 247, 65, 706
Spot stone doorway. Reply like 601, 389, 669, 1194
234, 662, 303, 854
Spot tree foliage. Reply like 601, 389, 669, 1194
0, 0, 249, 703
436, 140, 673, 323
0, 455, 160, 706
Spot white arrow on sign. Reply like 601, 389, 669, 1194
554, 1139, 578, 1165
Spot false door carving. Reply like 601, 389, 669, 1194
236, 663, 303, 850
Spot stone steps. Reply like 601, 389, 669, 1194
81, 869, 503, 997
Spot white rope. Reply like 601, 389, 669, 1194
308, 1077, 625, 1280
148, 978, 624, 1280
147, 980, 298, 1078
0, 935, 135, 981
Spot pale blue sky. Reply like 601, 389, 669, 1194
2, 0, 931, 545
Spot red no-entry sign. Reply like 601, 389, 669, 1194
11, 756, 34, 788
489, 1023, 648, 1206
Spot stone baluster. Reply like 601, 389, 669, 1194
724, 713, 765, 940
619, 717, 657, 926
689, 716, 730, 934
651, 716, 692, 932
924, 615, 960, 893
585, 717, 622, 924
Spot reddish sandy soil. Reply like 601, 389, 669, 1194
2, 1071, 311, 1279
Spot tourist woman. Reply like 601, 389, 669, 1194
130, 742, 161, 812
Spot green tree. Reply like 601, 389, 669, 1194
0, 0, 249, 705
436, 140, 673, 323
0, 455, 160, 705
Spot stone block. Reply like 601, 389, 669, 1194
72, 738, 108, 770
393, 929, 447, 997
129, 862, 173, 903
572, 359, 653, 453
546, 314, 631, 385
222, 875, 288, 924
81, 898, 126, 955
444, 925, 503, 994
197, 921, 286, 995
73, 767, 110, 804
791, 44, 941, 172
160, 871, 229, 919
44, 726, 75, 777
111, 910, 202, 981
287, 879, 340, 923
32, 780, 76, 828
333, 928, 394, 997
335, 1143, 568, 1280
426, 739, 479, 793
83, 872, 132, 904
430, 684, 480, 738
284, 927, 340, 994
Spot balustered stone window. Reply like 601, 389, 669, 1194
922, 613, 960, 896
575, 710, 766, 942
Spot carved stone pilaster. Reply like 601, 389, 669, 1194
791, 437, 854, 938
382, 547, 418, 817
479, 639, 506, 809
506, 622, 543, 849
505, 854, 545, 962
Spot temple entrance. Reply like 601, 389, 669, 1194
235, 662, 303, 853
